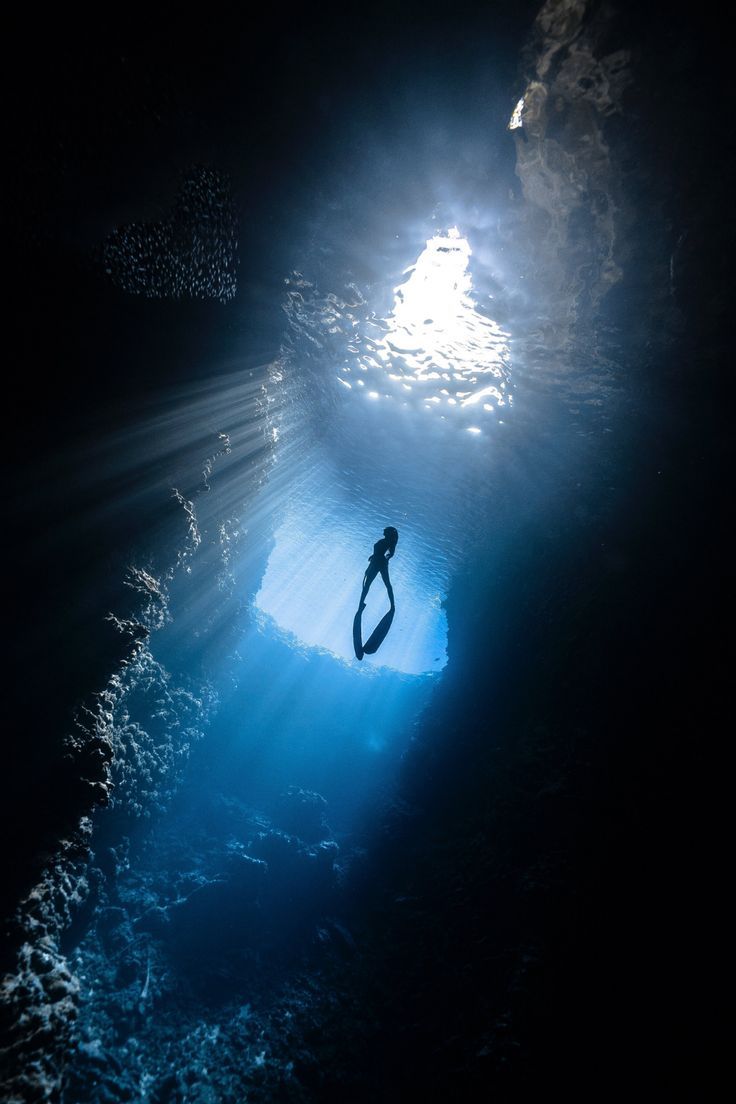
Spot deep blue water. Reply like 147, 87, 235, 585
51, 200, 626, 1098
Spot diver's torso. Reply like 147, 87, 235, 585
369, 538, 390, 562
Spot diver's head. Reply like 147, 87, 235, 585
384, 526, 398, 546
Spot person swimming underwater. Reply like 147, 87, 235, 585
359, 526, 398, 611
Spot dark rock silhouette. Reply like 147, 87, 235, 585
272, 786, 330, 843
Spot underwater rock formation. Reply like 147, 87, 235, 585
54, 793, 345, 1102
509, 0, 633, 398
0, 440, 259, 1100
102, 166, 238, 303
513, 0, 630, 306
271, 787, 330, 844
0, 643, 215, 1100
1, 822, 93, 1102
136, 854, 268, 952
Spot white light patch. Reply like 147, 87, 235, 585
508, 96, 525, 130
361, 228, 511, 428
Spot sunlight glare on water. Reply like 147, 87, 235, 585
337, 228, 512, 429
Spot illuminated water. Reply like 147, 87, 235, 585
50, 185, 617, 1099
4, 16, 628, 1095
256, 228, 513, 675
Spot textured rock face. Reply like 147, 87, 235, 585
272, 787, 330, 844
1, 824, 92, 1103
510, 0, 633, 380
0, 430, 264, 1099
102, 166, 239, 303
54, 793, 344, 1103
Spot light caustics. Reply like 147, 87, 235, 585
336, 227, 512, 434
255, 228, 512, 676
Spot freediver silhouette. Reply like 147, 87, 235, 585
360, 526, 398, 611
353, 527, 398, 660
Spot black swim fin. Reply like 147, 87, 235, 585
362, 608, 395, 655
353, 608, 364, 660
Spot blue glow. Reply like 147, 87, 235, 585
255, 465, 448, 676
252, 228, 516, 678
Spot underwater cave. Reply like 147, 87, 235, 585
2, 2, 732, 1101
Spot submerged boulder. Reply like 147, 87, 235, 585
136, 855, 268, 955
96, 906, 135, 955
271, 786, 331, 843
249, 830, 339, 918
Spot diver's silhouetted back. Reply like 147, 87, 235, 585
359, 526, 398, 611
354, 526, 398, 659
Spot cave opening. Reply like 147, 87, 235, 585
3, 3, 730, 1101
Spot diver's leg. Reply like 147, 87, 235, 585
360, 563, 377, 608
380, 563, 395, 610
